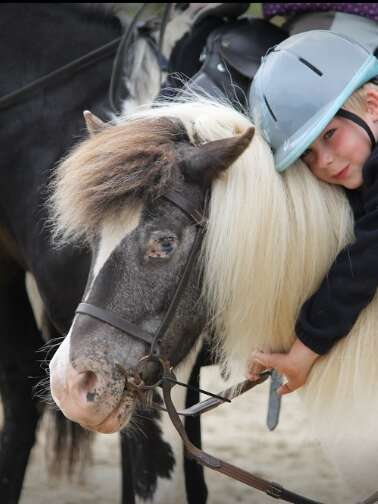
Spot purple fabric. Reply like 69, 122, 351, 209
263, 3, 378, 21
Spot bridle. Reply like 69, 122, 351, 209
75, 188, 378, 504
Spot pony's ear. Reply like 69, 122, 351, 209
83, 110, 106, 136
182, 127, 254, 186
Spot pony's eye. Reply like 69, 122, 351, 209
145, 236, 178, 260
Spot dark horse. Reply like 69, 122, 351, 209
0, 4, 218, 503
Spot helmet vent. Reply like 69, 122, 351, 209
263, 95, 277, 122
298, 57, 323, 76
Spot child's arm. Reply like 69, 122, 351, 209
247, 338, 320, 395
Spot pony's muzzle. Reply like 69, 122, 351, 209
50, 353, 127, 430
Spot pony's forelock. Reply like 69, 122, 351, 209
48, 116, 186, 246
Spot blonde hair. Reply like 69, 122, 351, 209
342, 81, 378, 115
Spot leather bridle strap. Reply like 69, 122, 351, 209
162, 190, 204, 224
0, 38, 121, 112
76, 303, 154, 345
109, 3, 172, 113
161, 370, 323, 504
160, 363, 378, 504
149, 192, 208, 356
1, 4, 169, 114
108, 3, 149, 113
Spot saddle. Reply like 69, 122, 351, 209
186, 18, 288, 109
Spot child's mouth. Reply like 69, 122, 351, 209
334, 165, 350, 180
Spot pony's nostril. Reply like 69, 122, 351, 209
77, 370, 98, 402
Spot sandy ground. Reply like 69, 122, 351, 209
11, 366, 356, 504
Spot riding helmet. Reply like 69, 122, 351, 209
249, 30, 378, 172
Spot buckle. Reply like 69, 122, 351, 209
266, 482, 283, 499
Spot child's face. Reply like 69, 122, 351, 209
301, 114, 376, 190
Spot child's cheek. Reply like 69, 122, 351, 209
335, 131, 359, 163
332, 131, 345, 152
339, 128, 371, 165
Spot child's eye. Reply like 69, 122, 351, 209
324, 128, 336, 140
301, 148, 311, 160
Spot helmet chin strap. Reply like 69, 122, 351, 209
337, 108, 376, 149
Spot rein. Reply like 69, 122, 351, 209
0, 37, 120, 112
160, 364, 378, 504
161, 362, 322, 504
0, 4, 169, 114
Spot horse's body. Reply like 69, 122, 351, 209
0, 5, 115, 502
50, 96, 378, 502
0, 4, 211, 503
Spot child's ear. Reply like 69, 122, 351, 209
365, 88, 378, 121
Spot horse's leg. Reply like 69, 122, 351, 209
122, 402, 179, 504
184, 343, 210, 504
0, 260, 45, 503
120, 432, 136, 504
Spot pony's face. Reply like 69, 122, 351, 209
49, 112, 253, 433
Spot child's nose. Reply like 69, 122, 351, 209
317, 148, 334, 170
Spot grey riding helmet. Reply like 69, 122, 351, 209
249, 30, 378, 172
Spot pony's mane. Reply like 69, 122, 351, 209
49, 116, 188, 244
162, 101, 355, 381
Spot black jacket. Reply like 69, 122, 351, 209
296, 144, 378, 354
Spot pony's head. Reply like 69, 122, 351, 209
50, 97, 360, 440
49, 99, 256, 433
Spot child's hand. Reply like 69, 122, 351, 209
247, 338, 320, 395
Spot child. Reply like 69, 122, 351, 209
247, 30, 378, 395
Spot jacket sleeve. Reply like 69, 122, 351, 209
296, 155, 378, 355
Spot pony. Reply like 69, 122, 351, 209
0, 4, 218, 503
49, 95, 378, 502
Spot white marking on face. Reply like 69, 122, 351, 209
50, 205, 142, 413
87, 204, 142, 297
49, 326, 73, 407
